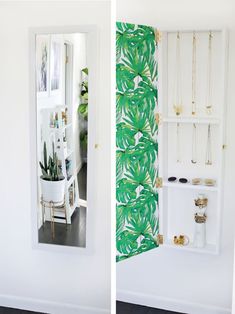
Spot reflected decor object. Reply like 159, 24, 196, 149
194, 193, 208, 248
36, 35, 49, 93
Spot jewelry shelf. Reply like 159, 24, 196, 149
163, 117, 221, 125
163, 181, 218, 192
158, 29, 228, 255
161, 238, 217, 255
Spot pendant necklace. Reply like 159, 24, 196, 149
205, 124, 212, 165
176, 122, 181, 163
191, 123, 197, 164
173, 32, 183, 116
192, 32, 197, 115
205, 31, 213, 114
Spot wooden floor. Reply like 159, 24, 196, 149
38, 164, 87, 247
116, 302, 183, 314
0, 307, 43, 314
0, 302, 183, 314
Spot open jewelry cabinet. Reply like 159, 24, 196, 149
157, 29, 228, 254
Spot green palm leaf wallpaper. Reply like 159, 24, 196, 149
116, 22, 159, 262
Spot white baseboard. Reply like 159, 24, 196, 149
0, 294, 110, 314
117, 289, 231, 314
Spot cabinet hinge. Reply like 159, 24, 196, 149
156, 177, 163, 188
155, 113, 162, 125
222, 144, 227, 150
65, 56, 69, 64
157, 234, 164, 245
155, 30, 162, 44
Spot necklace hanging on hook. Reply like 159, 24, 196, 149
173, 32, 183, 116
205, 124, 212, 165
191, 123, 197, 164
205, 31, 213, 115
192, 32, 197, 116
176, 122, 181, 163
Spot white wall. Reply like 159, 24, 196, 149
70, 33, 87, 172
0, 2, 110, 314
117, 1, 235, 313
64, 33, 87, 172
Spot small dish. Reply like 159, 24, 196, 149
204, 179, 216, 186
192, 178, 202, 185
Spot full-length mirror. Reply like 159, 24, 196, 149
35, 32, 88, 247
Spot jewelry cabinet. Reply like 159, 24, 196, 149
158, 29, 228, 254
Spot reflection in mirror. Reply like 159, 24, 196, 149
36, 33, 88, 247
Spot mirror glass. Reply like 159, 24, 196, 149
36, 33, 88, 247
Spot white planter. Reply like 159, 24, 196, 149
40, 177, 65, 203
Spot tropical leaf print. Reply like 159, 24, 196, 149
116, 22, 159, 262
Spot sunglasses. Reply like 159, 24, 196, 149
168, 177, 188, 184
168, 177, 216, 186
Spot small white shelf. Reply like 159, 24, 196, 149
162, 238, 217, 255
163, 181, 218, 192
49, 123, 72, 133
163, 117, 221, 125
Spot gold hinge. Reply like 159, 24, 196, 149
155, 30, 162, 44
157, 234, 164, 245
156, 177, 163, 188
155, 113, 162, 125
65, 56, 69, 64
222, 144, 227, 150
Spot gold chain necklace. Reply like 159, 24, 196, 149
173, 32, 183, 116
205, 124, 212, 165
192, 32, 196, 115
191, 123, 197, 164
206, 32, 213, 114
176, 122, 181, 163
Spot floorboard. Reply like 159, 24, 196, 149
116, 301, 184, 314
0, 307, 44, 314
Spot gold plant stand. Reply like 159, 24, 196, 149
40, 197, 67, 239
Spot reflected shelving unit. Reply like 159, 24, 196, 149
39, 105, 79, 224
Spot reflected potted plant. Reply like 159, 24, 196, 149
39, 142, 65, 203
78, 67, 88, 120
78, 67, 88, 162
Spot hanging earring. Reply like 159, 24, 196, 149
191, 123, 197, 164
205, 124, 212, 165
173, 32, 183, 116
192, 32, 197, 115
205, 31, 213, 114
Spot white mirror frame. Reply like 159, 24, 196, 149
29, 25, 99, 254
